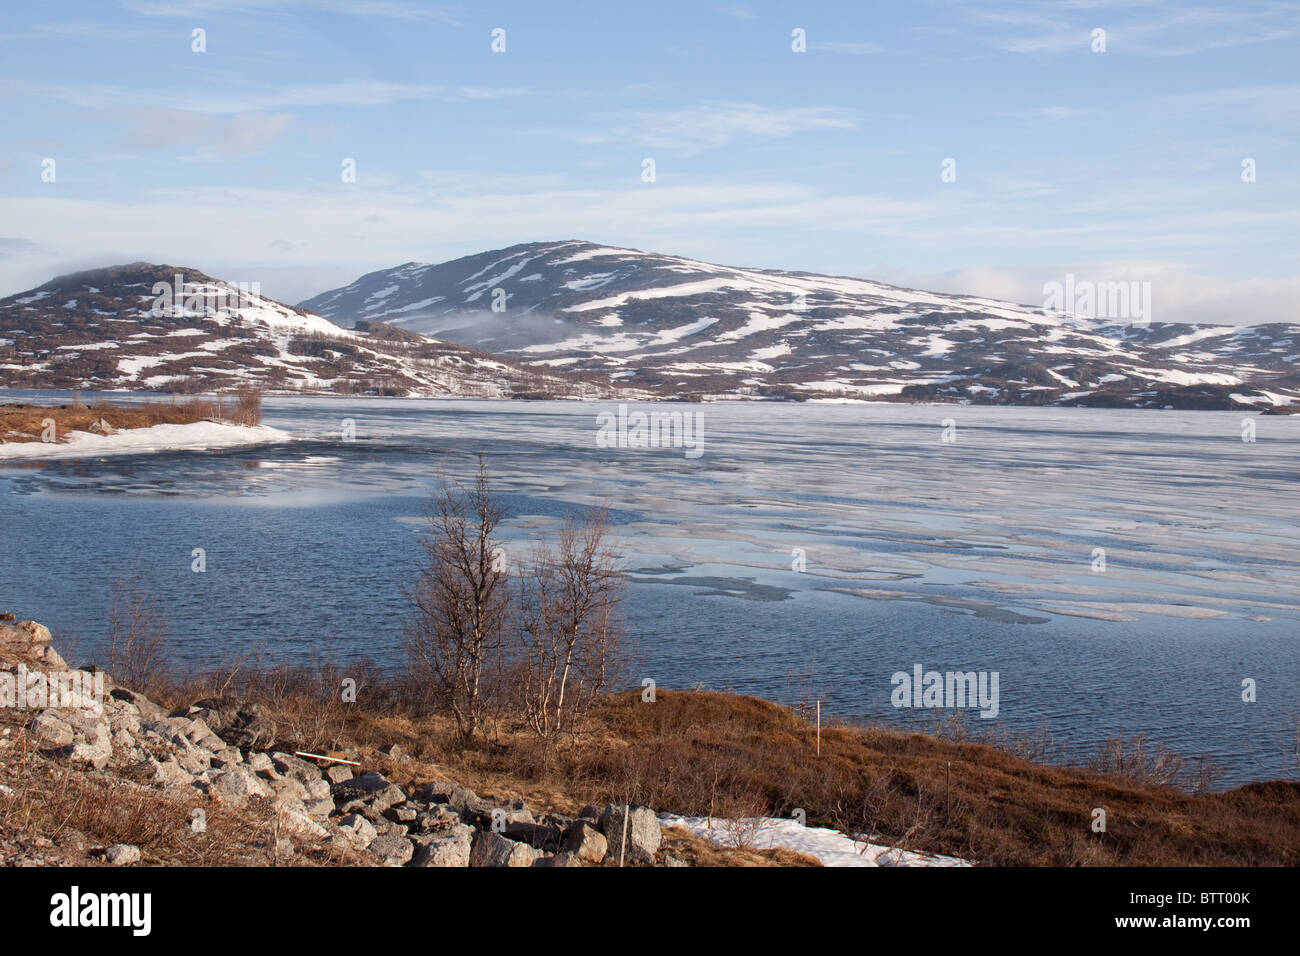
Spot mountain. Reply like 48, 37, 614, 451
0, 263, 622, 399
301, 241, 1300, 410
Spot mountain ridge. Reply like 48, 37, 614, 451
301, 240, 1300, 411
0, 261, 623, 399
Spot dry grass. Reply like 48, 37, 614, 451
10, 606, 1297, 867
0, 390, 263, 443
0, 712, 365, 867
111, 664, 1300, 867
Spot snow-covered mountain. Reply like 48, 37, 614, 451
0, 263, 622, 399
302, 241, 1300, 409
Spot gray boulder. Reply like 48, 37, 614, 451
598, 804, 661, 865
470, 830, 540, 868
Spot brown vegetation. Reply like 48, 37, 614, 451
0, 390, 263, 443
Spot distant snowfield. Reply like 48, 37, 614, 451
658, 814, 972, 867
0, 421, 293, 460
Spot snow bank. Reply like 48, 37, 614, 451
0, 421, 292, 460
658, 814, 971, 867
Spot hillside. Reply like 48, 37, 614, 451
3, 615, 1296, 868
0, 263, 625, 399
302, 241, 1300, 409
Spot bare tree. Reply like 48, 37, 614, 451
516, 508, 624, 744
405, 458, 510, 743
105, 576, 170, 693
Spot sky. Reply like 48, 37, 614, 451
0, 0, 1297, 325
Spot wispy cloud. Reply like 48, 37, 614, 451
810, 40, 885, 55
589, 102, 858, 153
954, 0, 1299, 56
119, 109, 293, 156
121, 0, 462, 25
0, 77, 527, 114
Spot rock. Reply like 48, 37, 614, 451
410, 824, 473, 867
246, 752, 274, 774
415, 780, 456, 803
303, 796, 335, 820
378, 743, 406, 760
547, 851, 586, 868
0, 619, 53, 647
151, 757, 194, 787
109, 687, 165, 722
212, 767, 271, 804
210, 748, 242, 769
29, 711, 75, 748
269, 751, 322, 783
660, 852, 689, 867
325, 765, 354, 785
598, 804, 661, 865
578, 804, 601, 822
103, 844, 140, 865
337, 813, 378, 849
562, 820, 609, 863
87, 418, 116, 435
174, 747, 212, 775
384, 806, 418, 824
413, 806, 461, 833
445, 784, 491, 824
184, 698, 277, 750
277, 808, 328, 841
503, 821, 562, 851
331, 771, 406, 812
368, 831, 414, 867
470, 830, 540, 868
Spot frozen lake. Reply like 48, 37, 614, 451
2, 392, 1297, 785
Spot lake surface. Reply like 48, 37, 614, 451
2, 391, 1298, 786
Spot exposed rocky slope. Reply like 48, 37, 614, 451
0, 616, 689, 868
302, 241, 1300, 409
0, 263, 625, 400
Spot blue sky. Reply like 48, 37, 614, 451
1, 0, 1296, 324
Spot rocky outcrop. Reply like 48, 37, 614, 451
0, 618, 677, 868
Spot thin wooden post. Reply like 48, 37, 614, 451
816, 700, 821, 756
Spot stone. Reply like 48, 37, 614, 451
384, 805, 418, 824
325, 765, 354, 785
151, 757, 194, 787
546, 851, 587, 867
29, 711, 75, 748
503, 821, 562, 851
410, 824, 473, 867
331, 771, 406, 812
562, 820, 609, 864
470, 830, 541, 868
109, 687, 165, 722
337, 813, 377, 849
246, 752, 274, 774
598, 804, 661, 865
212, 767, 271, 804
277, 808, 328, 840
104, 844, 140, 865
368, 831, 414, 867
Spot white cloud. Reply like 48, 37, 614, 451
957, 0, 1299, 57
868, 261, 1299, 327
121, 0, 461, 25
589, 102, 858, 153
0, 77, 526, 114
